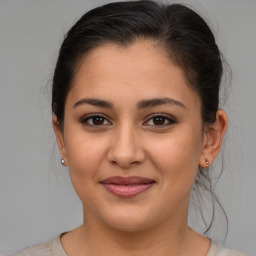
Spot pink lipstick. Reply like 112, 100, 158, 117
101, 176, 155, 197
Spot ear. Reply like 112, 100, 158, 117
52, 115, 68, 166
199, 109, 228, 168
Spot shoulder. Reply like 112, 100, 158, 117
7, 237, 66, 256
208, 241, 248, 256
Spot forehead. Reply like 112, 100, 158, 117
68, 40, 200, 109
74, 40, 174, 84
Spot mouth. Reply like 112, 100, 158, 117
100, 176, 155, 197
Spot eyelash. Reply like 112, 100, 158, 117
144, 114, 176, 127
81, 113, 111, 126
80, 113, 176, 127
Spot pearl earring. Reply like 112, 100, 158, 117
61, 159, 66, 166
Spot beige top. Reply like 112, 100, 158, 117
10, 236, 247, 256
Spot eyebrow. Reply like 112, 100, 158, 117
137, 97, 186, 109
73, 98, 113, 109
73, 97, 185, 109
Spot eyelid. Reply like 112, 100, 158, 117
143, 113, 176, 126
80, 113, 112, 126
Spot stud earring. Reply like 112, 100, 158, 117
205, 159, 210, 165
61, 159, 66, 166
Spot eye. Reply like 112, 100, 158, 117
81, 114, 111, 126
144, 114, 176, 127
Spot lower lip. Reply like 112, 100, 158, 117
102, 183, 154, 197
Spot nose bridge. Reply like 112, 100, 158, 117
108, 121, 144, 168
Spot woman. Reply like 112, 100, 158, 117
11, 1, 246, 255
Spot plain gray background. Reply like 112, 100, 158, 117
0, 0, 256, 255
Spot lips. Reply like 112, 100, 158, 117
100, 176, 155, 197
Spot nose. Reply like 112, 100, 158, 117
107, 123, 145, 169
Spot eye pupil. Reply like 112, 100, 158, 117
153, 116, 165, 125
93, 116, 104, 125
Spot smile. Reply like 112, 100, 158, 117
100, 176, 155, 197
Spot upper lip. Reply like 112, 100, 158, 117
101, 176, 155, 185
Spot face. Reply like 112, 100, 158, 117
54, 40, 211, 232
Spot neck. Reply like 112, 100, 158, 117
81, 208, 194, 256
61, 206, 210, 256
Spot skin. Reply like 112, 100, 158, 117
53, 40, 227, 256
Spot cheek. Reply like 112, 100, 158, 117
63, 130, 109, 193
147, 127, 202, 188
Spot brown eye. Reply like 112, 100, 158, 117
92, 116, 105, 125
81, 114, 111, 126
144, 114, 176, 127
153, 116, 166, 125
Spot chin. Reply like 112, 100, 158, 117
101, 208, 157, 232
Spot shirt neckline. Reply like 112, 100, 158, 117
54, 234, 219, 256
